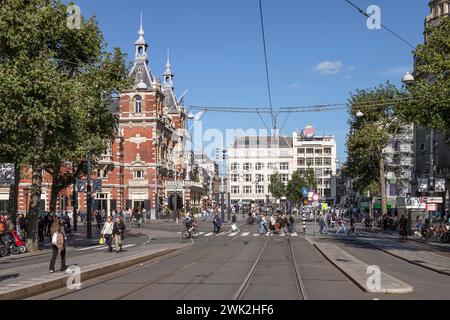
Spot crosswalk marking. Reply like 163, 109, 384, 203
228, 232, 239, 237
76, 245, 104, 251
241, 232, 250, 237
279, 233, 285, 237
204, 232, 213, 237
291, 232, 298, 236
94, 244, 136, 251
199, 232, 205, 235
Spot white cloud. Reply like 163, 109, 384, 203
289, 83, 301, 89
313, 61, 343, 75
381, 65, 412, 77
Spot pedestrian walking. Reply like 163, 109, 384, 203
399, 215, 408, 240
350, 215, 355, 235
213, 214, 221, 233
113, 216, 125, 253
101, 216, 114, 252
322, 212, 329, 234
336, 216, 347, 236
38, 216, 45, 243
288, 214, 295, 234
49, 218, 67, 273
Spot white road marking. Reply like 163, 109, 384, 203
76, 245, 104, 251
228, 232, 239, 237
199, 232, 205, 235
216, 232, 224, 237
279, 233, 285, 237
253, 233, 260, 237
94, 244, 136, 251
291, 232, 298, 236
241, 232, 250, 237
204, 232, 213, 237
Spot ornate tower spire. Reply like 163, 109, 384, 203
163, 49, 174, 86
135, 12, 148, 61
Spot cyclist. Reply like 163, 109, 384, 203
184, 211, 194, 229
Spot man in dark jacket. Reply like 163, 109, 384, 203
113, 217, 125, 253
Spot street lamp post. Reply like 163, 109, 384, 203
86, 149, 92, 239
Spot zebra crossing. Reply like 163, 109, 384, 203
201, 231, 299, 238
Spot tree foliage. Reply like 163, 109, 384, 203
0, 0, 130, 251
346, 83, 405, 194
400, 16, 450, 134
268, 172, 285, 201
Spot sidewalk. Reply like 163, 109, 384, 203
304, 236, 414, 294
0, 241, 190, 300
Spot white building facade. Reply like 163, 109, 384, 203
292, 131, 337, 202
228, 136, 294, 205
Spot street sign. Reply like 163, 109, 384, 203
0, 163, 14, 185
422, 197, 443, 204
435, 178, 446, 192
312, 194, 320, 201
426, 203, 438, 211
398, 197, 426, 210
93, 179, 102, 193
164, 197, 169, 206
301, 187, 309, 197
76, 179, 87, 193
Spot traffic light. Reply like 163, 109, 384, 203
222, 149, 227, 160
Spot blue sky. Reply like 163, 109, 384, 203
72, 0, 428, 161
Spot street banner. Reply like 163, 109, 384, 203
418, 178, 428, 192
76, 179, 87, 193
0, 163, 14, 185
93, 179, 102, 193
435, 178, 446, 192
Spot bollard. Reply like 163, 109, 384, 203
303, 212, 306, 234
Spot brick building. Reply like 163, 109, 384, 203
1, 18, 196, 217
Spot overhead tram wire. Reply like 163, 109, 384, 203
343, 0, 416, 50
258, 0, 277, 131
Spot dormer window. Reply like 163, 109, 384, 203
134, 95, 142, 113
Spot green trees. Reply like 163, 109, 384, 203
285, 168, 317, 205
346, 83, 405, 216
0, 0, 129, 251
268, 173, 285, 205
400, 17, 450, 134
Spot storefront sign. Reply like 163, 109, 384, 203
426, 203, 437, 211
423, 197, 443, 204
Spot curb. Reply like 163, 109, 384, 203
0, 244, 190, 300
304, 236, 414, 294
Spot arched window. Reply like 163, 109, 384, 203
134, 96, 142, 113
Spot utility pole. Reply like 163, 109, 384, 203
86, 150, 92, 239
72, 180, 77, 232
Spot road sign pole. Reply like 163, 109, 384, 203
303, 212, 306, 234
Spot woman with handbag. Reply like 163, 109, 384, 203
101, 216, 114, 252
113, 216, 125, 253
49, 218, 67, 273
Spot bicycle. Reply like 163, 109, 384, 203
182, 222, 199, 239
132, 217, 143, 228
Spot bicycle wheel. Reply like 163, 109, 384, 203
181, 230, 190, 240
191, 229, 199, 239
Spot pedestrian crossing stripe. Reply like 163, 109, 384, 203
76, 245, 104, 251
241, 232, 250, 237
204, 232, 213, 237
94, 244, 136, 251
198, 232, 205, 235
228, 232, 239, 237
